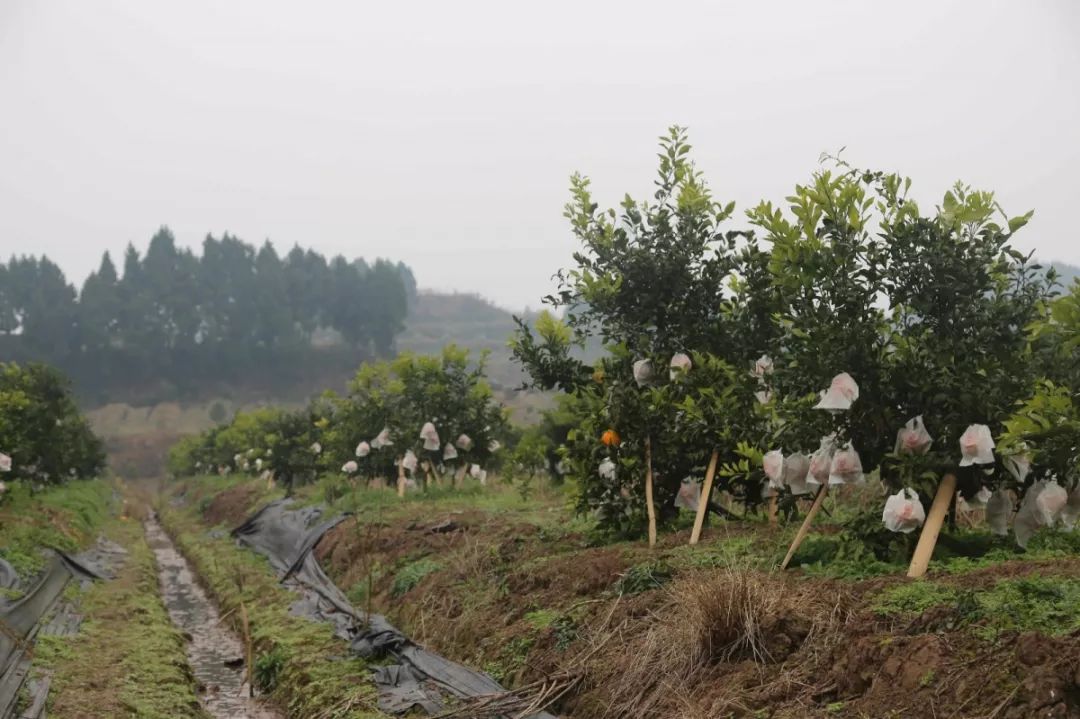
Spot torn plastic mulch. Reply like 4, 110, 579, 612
231, 499, 556, 718
0, 539, 126, 719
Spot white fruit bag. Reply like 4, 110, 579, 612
882, 488, 926, 533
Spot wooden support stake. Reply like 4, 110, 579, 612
780, 484, 829, 570
768, 495, 779, 526
423, 461, 439, 487
907, 473, 957, 579
239, 600, 253, 697
397, 459, 406, 497
645, 436, 657, 548
689, 450, 720, 546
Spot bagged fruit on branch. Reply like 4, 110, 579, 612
958, 424, 994, 466
828, 443, 863, 485
1060, 485, 1080, 531
372, 428, 393, 449
814, 372, 859, 412
674, 479, 701, 510
598, 458, 617, 481
763, 450, 784, 490
882, 488, 926, 533
669, 353, 692, 380
895, 415, 932, 455
633, 359, 655, 387
805, 437, 835, 489
750, 354, 773, 379
783, 453, 811, 495
1013, 480, 1068, 548
420, 422, 440, 451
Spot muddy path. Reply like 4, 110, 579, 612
145, 517, 282, 719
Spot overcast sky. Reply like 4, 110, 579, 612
1, 1, 1077, 311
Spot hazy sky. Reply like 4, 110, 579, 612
1, 1, 1077, 311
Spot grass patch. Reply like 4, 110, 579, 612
872, 581, 959, 616
40, 517, 207, 719
972, 575, 1080, 639
523, 609, 559, 629
0, 480, 114, 577
871, 573, 1080, 639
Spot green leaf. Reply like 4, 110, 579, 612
1008, 210, 1034, 233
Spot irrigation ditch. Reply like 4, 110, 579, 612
146, 515, 282, 719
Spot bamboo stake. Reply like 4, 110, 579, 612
397, 458, 406, 497
907, 473, 957, 578
239, 600, 253, 697
689, 450, 719, 546
768, 495, 779, 526
645, 437, 657, 548
780, 484, 829, 570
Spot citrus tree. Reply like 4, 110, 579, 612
0, 362, 105, 483
512, 128, 777, 536
321, 346, 507, 486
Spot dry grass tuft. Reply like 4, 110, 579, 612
590, 561, 851, 718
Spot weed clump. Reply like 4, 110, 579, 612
254, 646, 287, 691
613, 561, 672, 595
391, 558, 441, 597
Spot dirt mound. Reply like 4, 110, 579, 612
505, 548, 628, 601
202, 483, 264, 527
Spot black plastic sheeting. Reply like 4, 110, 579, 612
0, 540, 125, 719
0, 561, 16, 591
231, 499, 556, 718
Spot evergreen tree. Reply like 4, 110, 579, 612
0, 228, 414, 400
78, 251, 122, 354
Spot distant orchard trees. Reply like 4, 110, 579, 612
0, 227, 416, 402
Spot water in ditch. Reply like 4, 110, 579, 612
145, 516, 282, 719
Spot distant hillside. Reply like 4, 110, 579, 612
399, 291, 525, 361
397, 291, 549, 421
1050, 261, 1080, 288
